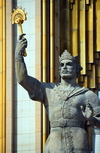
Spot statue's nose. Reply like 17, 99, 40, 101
63, 64, 67, 69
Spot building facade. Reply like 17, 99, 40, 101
0, 0, 100, 152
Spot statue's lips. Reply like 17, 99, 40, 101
62, 70, 69, 74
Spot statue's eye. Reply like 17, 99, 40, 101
66, 62, 72, 66
60, 63, 64, 67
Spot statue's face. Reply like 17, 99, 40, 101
60, 59, 76, 79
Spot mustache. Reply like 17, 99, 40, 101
62, 69, 68, 73
61, 69, 75, 73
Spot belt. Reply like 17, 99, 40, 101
50, 118, 85, 128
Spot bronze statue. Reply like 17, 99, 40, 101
15, 34, 100, 153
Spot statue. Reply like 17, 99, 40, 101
15, 34, 100, 153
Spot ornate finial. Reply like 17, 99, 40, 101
11, 7, 27, 57
59, 50, 78, 63
11, 7, 27, 24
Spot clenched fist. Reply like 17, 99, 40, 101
15, 33, 27, 59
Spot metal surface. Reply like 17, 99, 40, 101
50, 0, 54, 82
0, 0, 6, 152
11, 7, 27, 57
42, 0, 47, 150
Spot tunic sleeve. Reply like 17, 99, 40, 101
93, 100, 100, 117
27, 77, 55, 104
85, 90, 100, 117
26, 76, 45, 103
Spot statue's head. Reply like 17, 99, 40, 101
59, 50, 83, 79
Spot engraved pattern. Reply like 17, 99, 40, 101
63, 98, 73, 119
54, 84, 79, 118
54, 84, 80, 153
65, 127, 74, 153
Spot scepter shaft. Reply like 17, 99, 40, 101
18, 23, 27, 57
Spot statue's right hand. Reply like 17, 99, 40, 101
15, 33, 27, 58
80, 101, 93, 121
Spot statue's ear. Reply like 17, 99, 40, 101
74, 55, 79, 63
59, 56, 60, 62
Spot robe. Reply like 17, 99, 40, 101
28, 79, 100, 153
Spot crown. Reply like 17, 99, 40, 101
59, 50, 78, 63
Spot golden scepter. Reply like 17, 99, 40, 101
11, 7, 27, 57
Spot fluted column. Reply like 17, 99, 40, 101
42, 0, 47, 151
50, 0, 54, 82
60, 0, 71, 53
6, 0, 13, 152
0, 0, 6, 152
0, 0, 3, 150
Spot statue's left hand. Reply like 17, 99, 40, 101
15, 33, 27, 59
80, 101, 93, 121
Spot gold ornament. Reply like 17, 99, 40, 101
11, 7, 27, 57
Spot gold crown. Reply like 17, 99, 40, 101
59, 50, 78, 63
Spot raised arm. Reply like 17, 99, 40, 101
15, 34, 28, 84
15, 34, 45, 102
